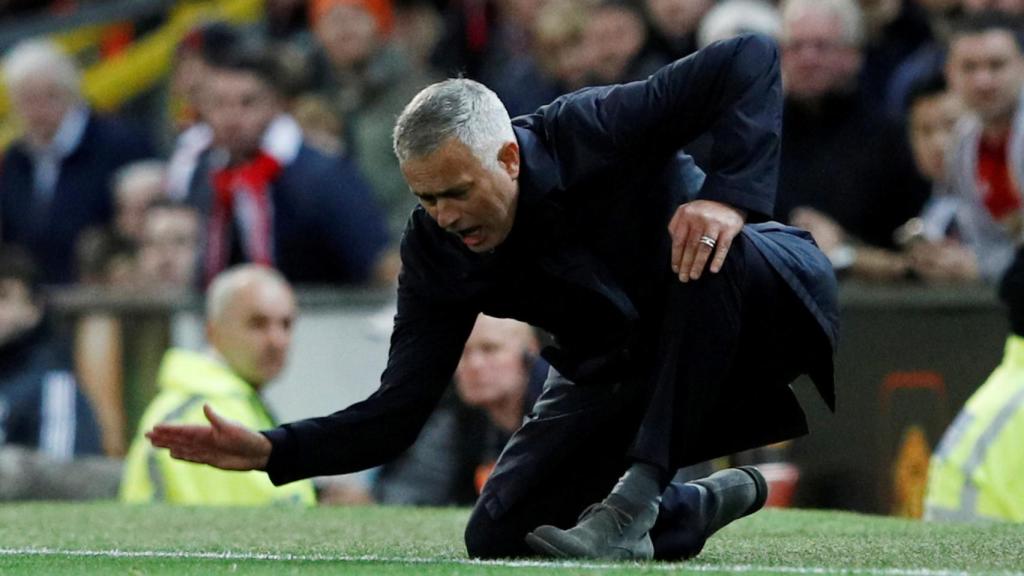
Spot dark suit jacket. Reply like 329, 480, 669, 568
0, 111, 154, 284
187, 144, 391, 285
264, 34, 839, 485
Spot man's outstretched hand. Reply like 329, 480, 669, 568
146, 404, 272, 471
669, 200, 747, 282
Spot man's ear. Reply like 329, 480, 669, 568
497, 141, 520, 180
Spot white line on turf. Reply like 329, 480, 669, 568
0, 548, 1018, 576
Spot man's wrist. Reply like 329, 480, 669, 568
257, 430, 274, 471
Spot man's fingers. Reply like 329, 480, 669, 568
687, 231, 718, 280
669, 216, 689, 274
147, 424, 208, 447
149, 434, 196, 452
146, 407, 266, 471
203, 403, 225, 430
146, 432, 177, 450
170, 448, 212, 465
169, 447, 198, 461
677, 227, 701, 282
668, 200, 747, 281
709, 231, 735, 274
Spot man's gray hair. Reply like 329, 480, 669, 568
780, 0, 864, 47
699, 0, 782, 49
393, 78, 514, 170
2, 39, 81, 97
205, 264, 291, 323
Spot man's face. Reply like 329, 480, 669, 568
909, 91, 963, 183
401, 137, 520, 253
644, 0, 712, 39
550, 38, 591, 90
781, 9, 861, 100
315, 4, 378, 70
139, 207, 200, 288
0, 278, 42, 348
455, 315, 536, 408
207, 279, 295, 387
115, 175, 165, 242
203, 68, 279, 161
9, 76, 74, 150
947, 30, 1024, 124
583, 6, 647, 83
499, 0, 547, 29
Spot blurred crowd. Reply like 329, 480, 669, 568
0, 0, 1023, 518
0, 0, 1020, 293
4, 0, 1024, 292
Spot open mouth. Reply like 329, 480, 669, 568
456, 224, 487, 247
455, 226, 480, 238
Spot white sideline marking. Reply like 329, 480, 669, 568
0, 547, 1018, 576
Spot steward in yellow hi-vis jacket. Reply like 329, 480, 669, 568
926, 243, 1024, 522
924, 335, 1024, 522
121, 348, 315, 506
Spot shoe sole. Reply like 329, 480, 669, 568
525, 531, 572, 559
525, 530, 654, 561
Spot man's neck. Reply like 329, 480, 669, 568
228, 149, 262, 167
28, 104, 88, 156
982, 115, 1014, 144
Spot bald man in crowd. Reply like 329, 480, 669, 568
374, 314, 546, 505
120, 265, 315, 505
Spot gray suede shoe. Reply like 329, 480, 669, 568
693, 466, 768, 537
525, 502, 655, 560
652, 465, 768, 560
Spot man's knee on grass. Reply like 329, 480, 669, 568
464, 506, 530, 559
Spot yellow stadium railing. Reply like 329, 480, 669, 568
0, 0, 264, 151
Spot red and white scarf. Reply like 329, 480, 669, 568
203, 115, 302, 284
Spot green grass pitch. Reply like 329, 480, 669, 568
0, 503, 1020, 575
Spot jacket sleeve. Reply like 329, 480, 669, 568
263, 236, 477, 485
527, 33, 782, 219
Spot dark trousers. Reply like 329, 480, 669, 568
465, 234, 827, 558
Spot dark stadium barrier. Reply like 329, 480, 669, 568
788, 281, 1005, 514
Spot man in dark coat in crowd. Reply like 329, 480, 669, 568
148, 34, 838, 561
0, 40, 154, 284
0, 247, 103, 459
179, 42, 391, 286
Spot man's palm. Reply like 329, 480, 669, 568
146, 404, 272, 471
